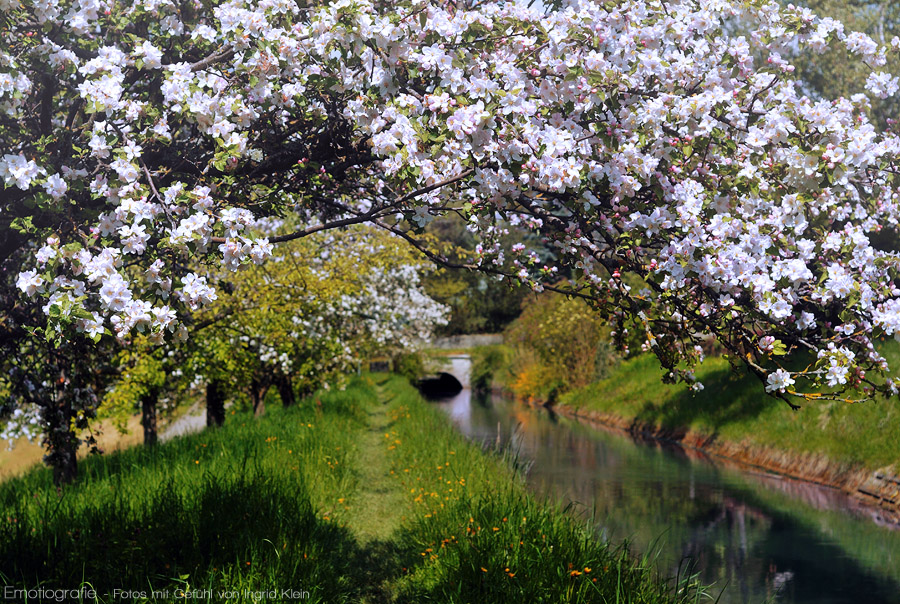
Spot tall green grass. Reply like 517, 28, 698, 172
379, 376, 710, 603
0, 375, 709, 603
0, 381, 372, 603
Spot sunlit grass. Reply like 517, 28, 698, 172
560, 348, 900, 471
0, 374, 709, 604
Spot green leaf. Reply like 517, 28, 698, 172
771, 340, 788, 356
10, 216, 35, 234
73, 308, 94, 321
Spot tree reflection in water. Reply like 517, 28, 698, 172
433, 367, 900, 604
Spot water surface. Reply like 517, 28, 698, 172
434, 376, 900, 604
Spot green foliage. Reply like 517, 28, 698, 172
100, 349, 167, 432
205, 225, 440, 377
561, 350, 900, 472
469, 345, 513, 392
423, 215, 530, 335
502, 293, 617, 402
392, 351, 425, 382
106, 224, 443, 421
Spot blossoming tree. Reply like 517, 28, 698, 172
4, 0, 900, 416
11, 225, 445, 476
171, 225, 447, 420
787, 0, 900, 129
0, 250, 114, 483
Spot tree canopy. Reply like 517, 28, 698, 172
4, 0, 900, 408
787, 0, 900, 127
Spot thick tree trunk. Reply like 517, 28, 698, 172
141, 388, 159, 446
51, 433, 78, 486
251, 377, 269, 417
206, 380, 226, 427
44, 369, 78, 485
276, 374, 295, 407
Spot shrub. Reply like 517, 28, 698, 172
502, 294, 617, 401
469, 345, 513, 392
393, 352, 426, 382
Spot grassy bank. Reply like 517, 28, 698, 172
379, 376, 708, 603
472, 344, 900, 473
0, 375, 705, 603
0, 381, 367, 603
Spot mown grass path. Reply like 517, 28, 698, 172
345, 382, 405, 544
342, 381, 409, 603
0, 375, 705, 604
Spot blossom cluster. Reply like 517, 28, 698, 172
3, 0, 900, 401
185, 227, 447, 397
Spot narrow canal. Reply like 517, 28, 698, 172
432, 358, 900, 604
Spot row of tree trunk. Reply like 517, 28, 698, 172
137, 372, 298, 447
41, 369, 301, 486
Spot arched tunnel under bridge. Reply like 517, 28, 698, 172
416, 355, 470, 399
